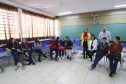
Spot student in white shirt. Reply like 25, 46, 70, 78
98, 27, 111, 43
87, 35, 97, 61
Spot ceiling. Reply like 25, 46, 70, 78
5, 0, 126, 17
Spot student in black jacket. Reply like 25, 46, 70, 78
64, 36, 73, 60
5, 38, 22, 70
91, 37, 109, 70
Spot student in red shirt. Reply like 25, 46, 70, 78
21, 38, 35, 65
49, 36, 58, 61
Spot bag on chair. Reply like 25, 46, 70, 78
108, 52, 121, 61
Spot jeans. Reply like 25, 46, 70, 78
34, 49, 46, 59
83, 40, 88, 58
50, 47, 58, 58
93, 55, 104, 67
109, 60, 119, 73
12, 52, 20, 65
23, 50, 34, 63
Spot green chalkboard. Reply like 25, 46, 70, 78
61, 24, 126, 41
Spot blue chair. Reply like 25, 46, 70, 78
0, 48, 12, 70
97, 40, 102, 44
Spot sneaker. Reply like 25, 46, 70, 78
62, 56, 65, 59
69, 57, 71, 60
90, 64, 95, 70
18, 62, 22, 67
38, 59, 42, 62
51, 57, 53, 60
59, 57, 61, 59
15, 65, 18, 71
54, 58, 58, 61
67, 56, 69, 59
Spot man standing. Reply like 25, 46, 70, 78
99, 27, 111, 43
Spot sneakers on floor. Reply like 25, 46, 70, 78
67, 56, 69, 59
91, 64, 95, 70
18, 62, 22, 67
54, 58, 58, 61
51, 57, 53, 60
69, 57, 71, 60
15, 65, 18, 71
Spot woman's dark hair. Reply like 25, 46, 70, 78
91, 35, 96, 40
66, 36, 69, 38
35, 38, 40, 44
22, 38, 27, 44
56, 37, 60, 42
115, 36, 120, 41
103, 37, 107, 40
84, 28, 88, 32
8, 38, 14, 45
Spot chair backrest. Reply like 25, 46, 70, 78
97, 40, 102, 43
0, 48, 6, 53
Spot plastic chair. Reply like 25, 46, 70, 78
97, 40, 102, 44
0, 48, 12, 70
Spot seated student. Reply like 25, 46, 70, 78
34, 38, 47, 62
108, 36, 123, 77
5, 38, 22, 70
49, 36, 58, 61
87, 35, 97, 61
56, 37, 65, 59
64, 36, 73, 60
91, 37, 109, 70
21, 38, 35, 65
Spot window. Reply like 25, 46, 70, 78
0, 4, 20, 40
22, 10, 55, 38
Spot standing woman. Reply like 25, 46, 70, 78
34, 38, 47, 62
108, 36, 123, 77
6, 38, 22, 70
87, 35, 97, 61
21, 38, 35, 65
56, 37, 65, 59
81, 28, 91, 59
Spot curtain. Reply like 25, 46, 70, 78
0, 3, 20, 44
22, 10, 55, 40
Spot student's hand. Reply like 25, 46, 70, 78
49, 44, 51, 46
5, 48, 11, 52
71, 46, 72, 48
65, 43, 67, 45
90, 50, 92, 52
28, 49, 31, 50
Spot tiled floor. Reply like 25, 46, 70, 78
0, 50, 126, 84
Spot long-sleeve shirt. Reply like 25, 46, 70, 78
98, 31, 111, 43
88, 39, 97, 51
109, 42, 123, 53
34, 42, 42, 49
49, 40, 57, 48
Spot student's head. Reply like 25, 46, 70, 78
66, 36, 69, 41
22, 38, 27, 43
103, 27, 106, 32
57, 37, 60, 42
9, 38, 15, 43
52, 36, 55, 41
114, 36, 120, 43
84, 28, 88, 33
35, 38, 40, 43
102, 37, 107, 43
91, 35, 96, 40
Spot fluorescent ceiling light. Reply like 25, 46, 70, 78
114, 4, 126, 8
58, 11, 72, 15
43, 4, 61, 9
